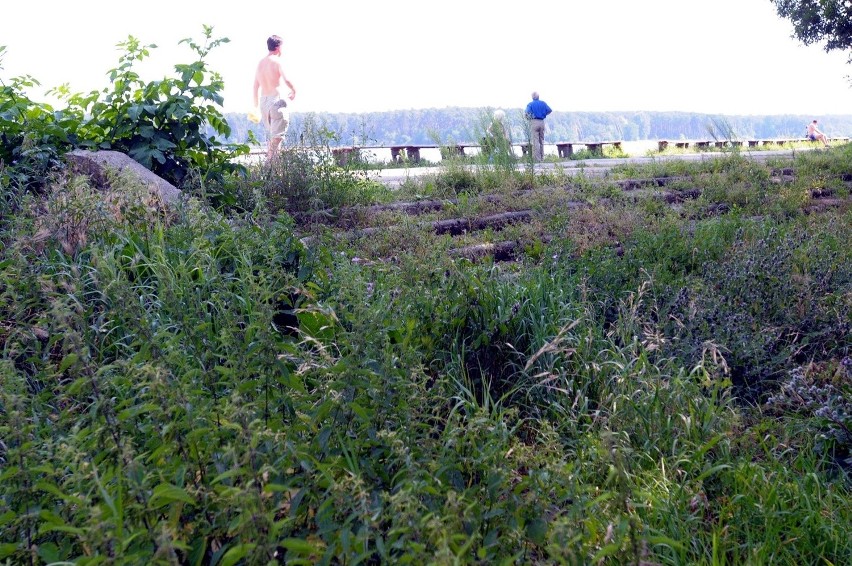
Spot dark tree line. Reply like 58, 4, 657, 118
221, 108, 852, 146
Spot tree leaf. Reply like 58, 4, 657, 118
148, 483, 195, 509
281, 537, 319, 555
219, 543, 256, 566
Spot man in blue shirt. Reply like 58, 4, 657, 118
525, 92, 552, 161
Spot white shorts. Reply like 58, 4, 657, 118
260, 95, 289, 137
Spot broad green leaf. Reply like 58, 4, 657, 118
349, 402, 370, 421
153, 136, 177, 151
58, 353, 79, 373
281, 538, 319, 555
38, 524, 85, 536
37, 542, 61, 564
296, 306, 338, 340
0, 466, 20, 483
117, 403, 159, 421
0, 511, 15, 527
525, 517, 548, 544
696, 464, 731, 482
188, 537, 209, 566
0, 544, 19, 559
591, 542, 621, 562
211, 467, 245, 485
148, 483, 195, 509
219, 543, 256, 566
35, 481, 84, 505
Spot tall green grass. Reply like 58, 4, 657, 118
1, 146, 850, 564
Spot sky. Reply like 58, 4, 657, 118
1, 0, 850, 117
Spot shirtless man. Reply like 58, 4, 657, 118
253, 35, 297, 159
806, 120, 829, 147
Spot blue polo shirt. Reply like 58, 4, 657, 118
525, 99, 552, 120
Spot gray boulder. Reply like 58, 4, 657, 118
65, 150, 183, 205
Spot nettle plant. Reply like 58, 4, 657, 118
767, 362, 852, 468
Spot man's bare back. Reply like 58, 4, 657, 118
252, 53, 295, 108
254, 55, 294, 99
253, 35, 296, 159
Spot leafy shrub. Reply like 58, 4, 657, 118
0, 26, 248, 198
433, 166, 479, 195
61, 28, 247, 188
690, 220, 851, 392
0, 48, 67, 213
766, 361, 852, 469
238, 152, 390, 217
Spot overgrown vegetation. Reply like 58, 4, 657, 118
0, 26, 246, 202
1, 29, 851, 566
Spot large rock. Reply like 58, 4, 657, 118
65, 150, 183, 205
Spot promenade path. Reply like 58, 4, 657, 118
372, 146, 826, 189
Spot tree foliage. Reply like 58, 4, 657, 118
771, 0, 852, 62
0, 46, 69, 199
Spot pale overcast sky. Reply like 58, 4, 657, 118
2, 0, 849, 116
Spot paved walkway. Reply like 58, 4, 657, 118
371, 147, 824, 189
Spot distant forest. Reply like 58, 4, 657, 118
221, 108, 852, 146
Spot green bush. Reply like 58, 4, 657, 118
0, 47, 68, 213
0, 26, 248, 197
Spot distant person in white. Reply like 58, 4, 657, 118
484, 109, 510, 159
253, 35, 297, 159
806, 120, 829, 147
